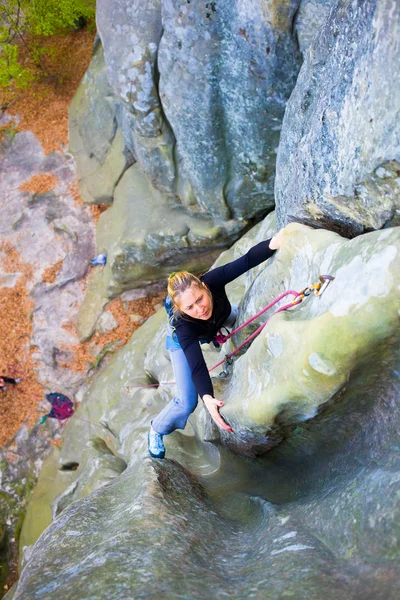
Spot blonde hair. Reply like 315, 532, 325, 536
167, 271, 211, 315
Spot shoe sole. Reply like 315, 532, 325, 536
148, 432, 165, 459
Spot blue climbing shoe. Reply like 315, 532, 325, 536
148, 426, 165, 459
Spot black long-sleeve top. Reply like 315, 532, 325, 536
173, 240, 276, 399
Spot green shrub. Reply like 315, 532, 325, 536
0, 0, 96, 89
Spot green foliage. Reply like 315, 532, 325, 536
0, 43, 32, 89
0, 0, 96, 90
25, 0, 96, 36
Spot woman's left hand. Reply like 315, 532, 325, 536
202, 395, 233, 432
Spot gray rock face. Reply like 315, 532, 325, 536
275, 0, 400, 236
13, 459, 396, 600
72, 0, 307, 324
158, 0, 302, 219
96, 0, 176, 195
294, 0, 336, 56
68, 44, 132, 205
0, 127, 95, 394
75, 163, 244, 341
14, 219, 400, 599
96, 310, 118, 334
95, 0, 302, 219
216, 224, 400, 455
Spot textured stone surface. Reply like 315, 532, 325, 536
13, 458, 393, 600
95, 0, 302, 219
294, 0, 335, 56
50, 438, 126, 519
18, 448, 71, 569
76, 163, 243, 340
158, 0, 302, 219
14, 218, 400, 598
275, 0, 400, 236
96, 0, 175, 194
68, 44, 131, 204
96, 310, 118, 334
0, 130, 95, 394
217, 224, 400, 455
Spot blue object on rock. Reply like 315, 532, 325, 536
91, 254, 107, 268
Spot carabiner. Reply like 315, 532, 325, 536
316, 275, 335, 298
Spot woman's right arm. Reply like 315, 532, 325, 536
204, 238, 277, 288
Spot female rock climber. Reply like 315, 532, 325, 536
148, 232, 282, 459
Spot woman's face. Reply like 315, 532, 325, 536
178, 283, 212, 320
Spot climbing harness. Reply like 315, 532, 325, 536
91, 254, 107, 268
126, 274, 334, 390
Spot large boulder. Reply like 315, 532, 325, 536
14, 218, 400, 598
12, 458, 393, 600
217, 223, 400, 453
275, 0, 400, 236
157, 0, 302, 219
95, 0, 302, 219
